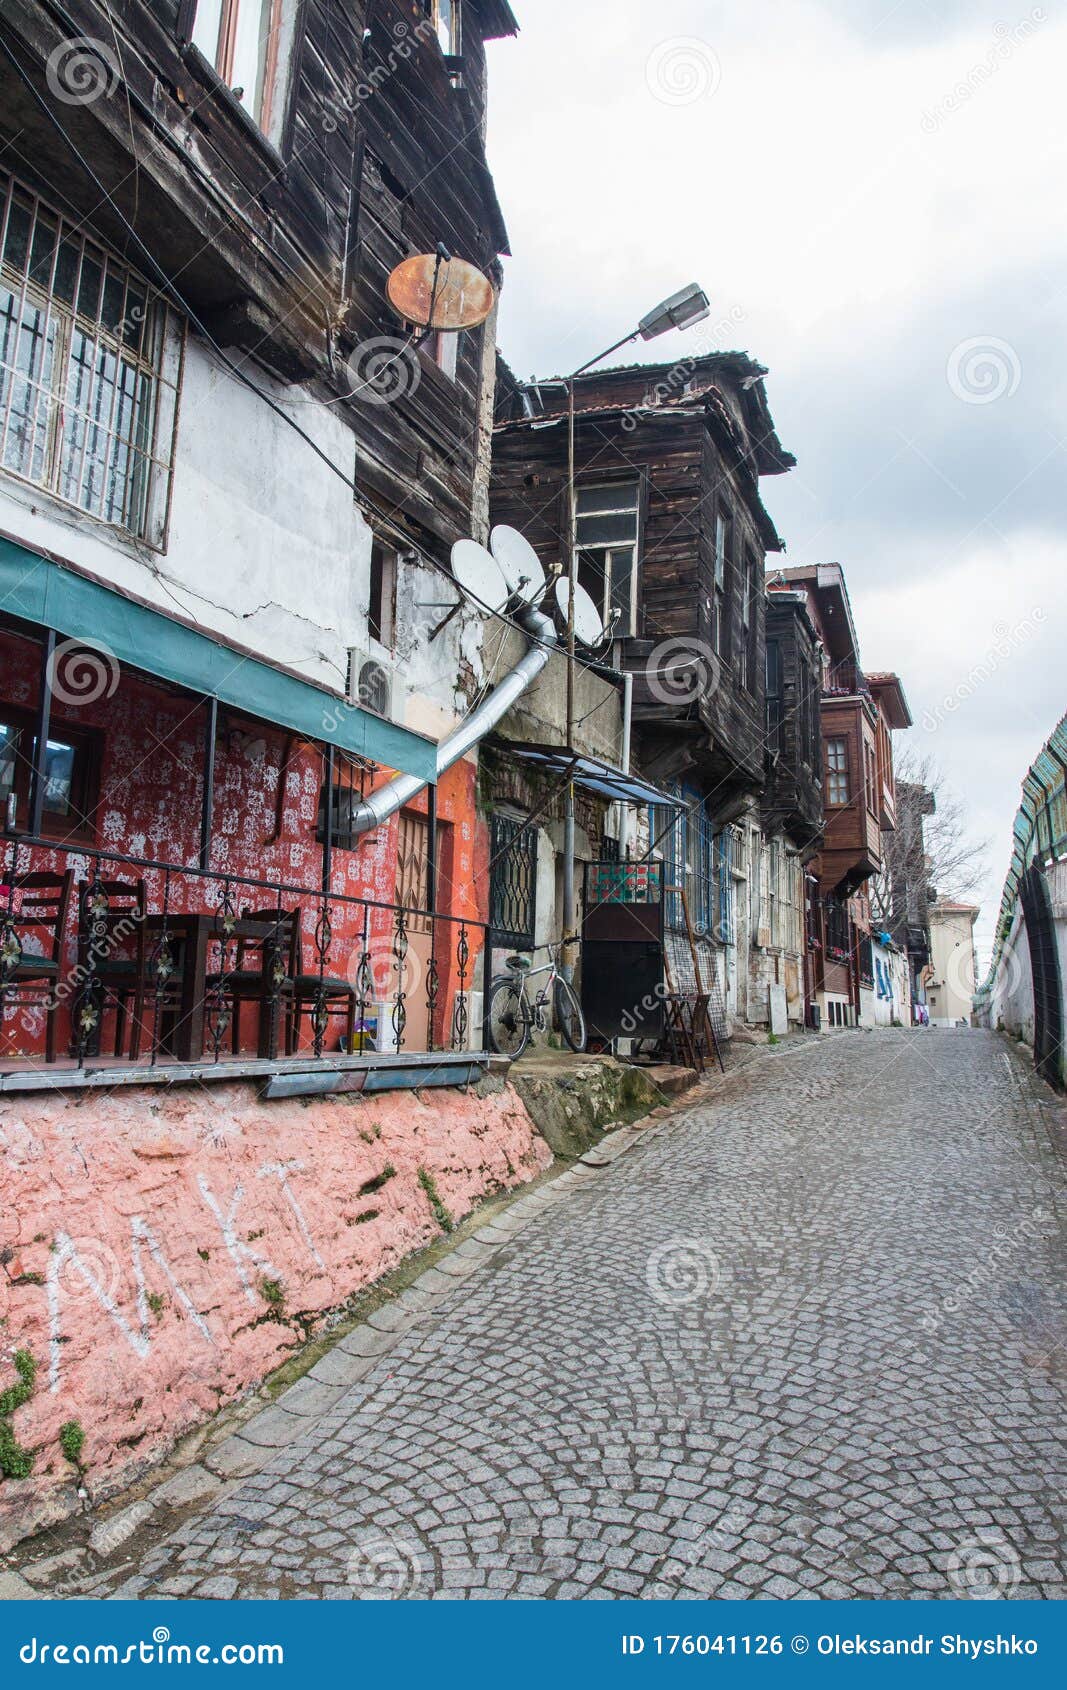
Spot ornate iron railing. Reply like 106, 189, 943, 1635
0, 836, 492, 1075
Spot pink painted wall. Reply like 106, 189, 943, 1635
0, 1077, 551, 1549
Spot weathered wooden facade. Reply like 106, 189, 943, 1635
762, 587, 823, 853
0, 0, 515, 555
492, 354, 818, 1029
0, 0, 520, 1083
771, 564, 911, 1027
493, 355, 794, 809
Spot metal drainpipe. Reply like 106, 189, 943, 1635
617, 667, 633, 858
350, 605, 558, 836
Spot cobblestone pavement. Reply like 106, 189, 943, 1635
86, 1031, 1067, 1599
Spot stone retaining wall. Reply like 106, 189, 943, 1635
0, 1077, 551, 1550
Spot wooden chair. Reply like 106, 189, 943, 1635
75, 878, 148, 1059
212, 907, 357, 1057
0, 868, 74, 1064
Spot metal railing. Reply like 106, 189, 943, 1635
0, 836, 492, 1075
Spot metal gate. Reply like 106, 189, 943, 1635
1020, 861, 1064, 1088
581, 860, 665, 1043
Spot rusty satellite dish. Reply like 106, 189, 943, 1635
386, 253, 495, 332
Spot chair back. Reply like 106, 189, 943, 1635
9, 869, 74, 965
78, 877, 147, 968
238, 906, 302, 980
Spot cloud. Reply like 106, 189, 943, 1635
485, 0, 1065, 943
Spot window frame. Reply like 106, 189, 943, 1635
183, 0, 299, 149
421, 0, 462, 57
825, 736, 850, 807
713, 505, 732, 661
0, 700, 102, 845
573, 478, 642, 638
0, 170, 183, 551
765, 637, 783, 749
368, 537, 397, 651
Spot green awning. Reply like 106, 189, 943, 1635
0, 536, 436, 783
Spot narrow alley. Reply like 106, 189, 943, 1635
38, 1030, 1066, 1602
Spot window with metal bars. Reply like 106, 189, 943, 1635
0, 170, 183, 547
488, 813, 537, 948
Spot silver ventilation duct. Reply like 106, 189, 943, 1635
350, 602, 557, 835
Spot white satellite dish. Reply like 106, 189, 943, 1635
554, 577, 606, 648
450, 538, 509, 613
489, 526, 546, 606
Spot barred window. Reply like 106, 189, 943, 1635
0, 172, 182, 548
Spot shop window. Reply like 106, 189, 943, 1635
0, 703, 101, 842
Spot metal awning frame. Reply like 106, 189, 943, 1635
488, 739, 685, 810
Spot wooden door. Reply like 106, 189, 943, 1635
394, 811, 433, 1051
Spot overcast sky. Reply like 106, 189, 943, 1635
484, 0, 1066, 968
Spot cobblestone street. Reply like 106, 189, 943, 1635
66, 1031, 1067, 1600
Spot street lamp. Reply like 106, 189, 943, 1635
561, 284, 711, 983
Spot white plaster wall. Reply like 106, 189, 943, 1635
859, 943, 908, 1028
985, 903, 1035, 1044
927, 911, 979, 1026
0, 335, 481, 730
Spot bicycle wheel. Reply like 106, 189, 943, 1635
553, 977, 586, 1052
487, 977, 531, 1059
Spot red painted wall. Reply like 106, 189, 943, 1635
0, 628, 488, 1060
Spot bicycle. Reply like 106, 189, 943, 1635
486, 939, 586, 1059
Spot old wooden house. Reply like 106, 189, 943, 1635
771, 565, 912, 1027
491, 354, 818, 1028
0, 0, 521, 1084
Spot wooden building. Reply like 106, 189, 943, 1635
492, 354, 813, 1027
0, 0, 519, 1083
771, 564, 912, 1027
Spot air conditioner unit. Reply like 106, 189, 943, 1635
347, 649, 404, 721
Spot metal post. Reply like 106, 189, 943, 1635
618, 668, 633, 858
28, 629, 56, 839
322, 743, 335, 894
199, 695, 217, 873
562, 374, 577, 982
480, 914, 494, 1054
426, 784, 438, 915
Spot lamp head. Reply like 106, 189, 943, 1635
638, 283, 711, 341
